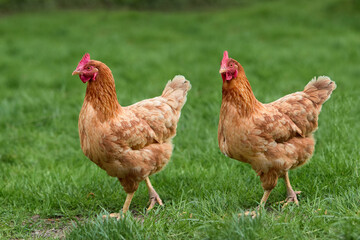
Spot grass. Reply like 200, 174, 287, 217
0, 0, 359, 239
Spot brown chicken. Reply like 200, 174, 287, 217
72, 53, 191, 217
218, 51, 336, 211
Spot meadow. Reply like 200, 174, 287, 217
0, 0, 359, 239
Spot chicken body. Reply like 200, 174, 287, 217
73, 54, 191, 215
218, 51, 336, 207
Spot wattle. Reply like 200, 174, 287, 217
80, 75, 91, 83
221, 73, 226, 82
221, 70, 238, 82
80, 72, 97, 83
226, 72, 233, 81
225, 70, 238, 81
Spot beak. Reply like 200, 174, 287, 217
219, 67, 227, 74
72, 70, 80, 76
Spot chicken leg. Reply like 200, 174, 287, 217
259, 189, 272, 206
242, 189, 272, 218
105, 192, 135, 220
145, 177, 163, 210
282, 172, 301, 207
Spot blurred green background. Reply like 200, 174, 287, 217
1, 0, 357, 12
1, 0, 262, 11
0, 0, 359, 239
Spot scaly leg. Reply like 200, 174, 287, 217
105, 192, 135, 220
145, 177, 163, 210
259, 189, 272, 206
242, 189, 272, 218
121, 192, 136, 213
282, 172, 301, 207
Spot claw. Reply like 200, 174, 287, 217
145, 177, 164, 211
147, 194, 163, 211
282, 191, 301, 208
238, 210, 259, 219
102, 213, 122, 220
238, 206, 263, 219
238, 210, 258, 219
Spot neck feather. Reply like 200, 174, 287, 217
222, 71, 261, 117
85, 64, 121, 121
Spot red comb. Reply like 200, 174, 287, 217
221, 51, 229, 68
76, 53, 90, 69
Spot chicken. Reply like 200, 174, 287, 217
218, 51, 336, 211
72, 53, 191, 217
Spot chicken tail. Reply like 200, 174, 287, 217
303, 76, 336, 106
161, 75, 191, 111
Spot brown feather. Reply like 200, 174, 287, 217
218, 60, 335, 192
78, 59, 191, 194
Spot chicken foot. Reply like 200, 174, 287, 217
145, 177, 163, 211
104, 192, 135, 220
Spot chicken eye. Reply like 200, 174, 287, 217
87, 66, 91, 70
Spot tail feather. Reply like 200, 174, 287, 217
303, 76, 336, 105
161, 75, 191, 111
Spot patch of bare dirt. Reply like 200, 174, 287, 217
24, 215, 84, 239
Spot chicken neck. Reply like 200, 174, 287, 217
84, 65, 122, 121
222, 72, 262, 117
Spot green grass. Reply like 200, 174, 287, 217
0, 0, 360, 239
